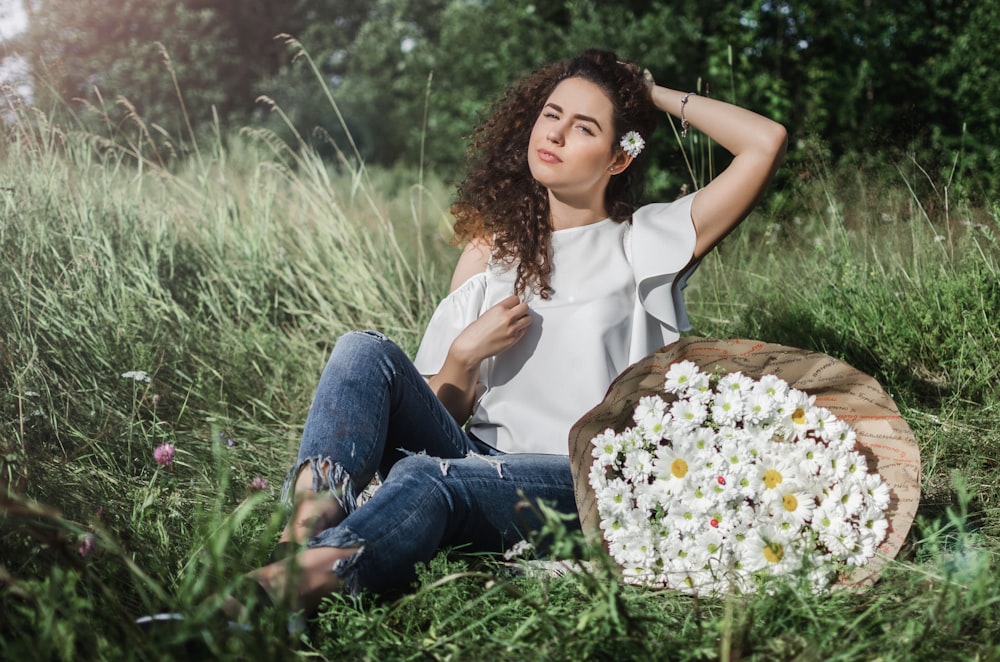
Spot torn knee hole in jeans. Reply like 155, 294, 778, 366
397, 447, 456, 477
281, 455, 358, 518
468, 452, 505, 478
398, 448, 504, 479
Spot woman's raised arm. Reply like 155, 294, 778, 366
650, 86, 787, 257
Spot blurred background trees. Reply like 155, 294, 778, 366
4, 0, 997, 200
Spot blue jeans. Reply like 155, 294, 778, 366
281, 331, 580, 595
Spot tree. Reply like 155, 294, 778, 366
11, 0, 352, 142
15, 0, 232, 138
8, 0, 996, 199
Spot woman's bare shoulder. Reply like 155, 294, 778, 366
449, 238, 492, 292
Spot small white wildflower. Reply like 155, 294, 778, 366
121, 370, 150, 383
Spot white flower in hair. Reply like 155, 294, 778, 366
619, 130, 645, 158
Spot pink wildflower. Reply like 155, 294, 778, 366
250, 476, 269, 491
78, 533, 96, 558
153, 443, 175, 466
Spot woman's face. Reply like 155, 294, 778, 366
527, 76, 620, 200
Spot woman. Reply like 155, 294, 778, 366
232, 49, 786, 618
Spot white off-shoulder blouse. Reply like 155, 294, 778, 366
414, 193, 698, 455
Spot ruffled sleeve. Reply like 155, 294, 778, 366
413, 273, 487, 377
627, 193, 699, 362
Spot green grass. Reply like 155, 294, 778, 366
1, 94, 999, 661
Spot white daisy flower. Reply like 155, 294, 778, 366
589, 456, 612, 493
717, 371, 754, 394
711, 389, 745, 427
811, 501, 850, 541
719, 502, 755, 540
652, 436, 698, 489
827, 485, 867, 522
597, 478, 634, 519
743, 390, 777, 424
664, 360, 703, 394
804, 406, 839, 438
769, 482, 818, 525
862, 471, 892, 510
617, 426, 645, 454
619, 130, 645, 158
622, 447, 655, 483
742, 526, 802, 575
600, 515, 628, 542
591, 428, 623, 464
753, 451, 800, 501
708, 469, 741, 502
820, 445, 853, 482
633, 395, 669, 438
671, 508, 704, 535
684, 474, 720, 515
670, 398, 708, 429
825, 419, 857, 450
859, 504, 889, 548
791, 437, 826, 478
843, 450, 869, 479
846, 534, 878, 567
820, 524, 861, 559
634, 478, 669, 514
754, 374, 790, 399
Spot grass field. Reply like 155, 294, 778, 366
1, 97, 998, 660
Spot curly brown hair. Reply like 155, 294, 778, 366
451, 49, 657, 298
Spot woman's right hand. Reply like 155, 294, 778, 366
429, 294, 531, 423
449, 294, 532, 368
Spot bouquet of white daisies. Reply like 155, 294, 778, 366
588, 360, 892, 596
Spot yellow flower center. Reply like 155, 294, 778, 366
763, 469, 783, 489
791, 407, 806, 425
763, 542, 784, 564
782, 493, 798, 512
671, 458, 688, 478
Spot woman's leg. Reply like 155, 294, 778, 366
267, 451, 580, 609
279, 330, 478, 545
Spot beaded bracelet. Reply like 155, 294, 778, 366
680, 92, 698, 137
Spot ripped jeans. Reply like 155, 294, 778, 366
281, 331, 580, 595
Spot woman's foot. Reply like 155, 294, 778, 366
254, 546, 358, 616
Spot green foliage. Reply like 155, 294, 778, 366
12, 0, 232, 141
8, 0, 999, 199
2, 81, 1000, 659
687, 149, 1000, 408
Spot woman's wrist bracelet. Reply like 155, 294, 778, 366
680, 92, 698, 137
